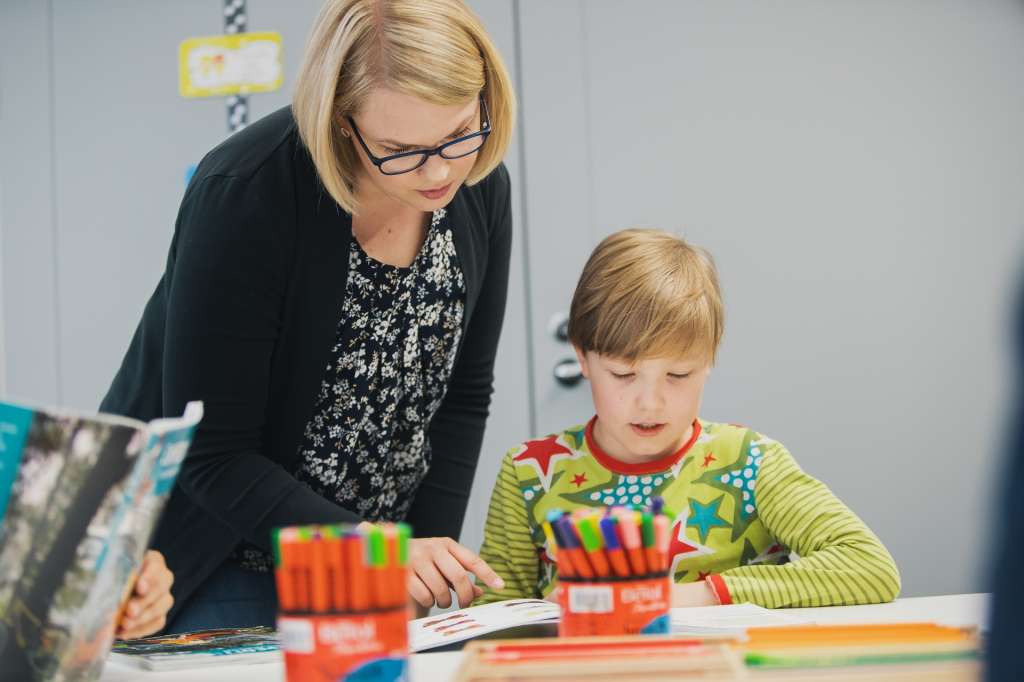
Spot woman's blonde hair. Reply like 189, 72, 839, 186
293, 0, 516, 214
568, 229, 725, 364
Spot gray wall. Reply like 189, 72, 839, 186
516, 1, 1024, 599
2, 0, 1023, 600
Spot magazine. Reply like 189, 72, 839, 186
410, 600, 561, 652
0, 400, 203, 682
108, 626, 279, 671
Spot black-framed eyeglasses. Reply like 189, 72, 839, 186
347, 97, 491, 176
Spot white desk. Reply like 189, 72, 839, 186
99, 593, 989, 682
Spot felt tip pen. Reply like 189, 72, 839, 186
576, 517, 611, 578
599, 516, 632, 578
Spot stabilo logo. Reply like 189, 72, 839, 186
317, 619, 377, 644
620, 583, 665, 604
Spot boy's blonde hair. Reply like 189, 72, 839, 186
293, 0, 516, 214
568, 229, 724, 364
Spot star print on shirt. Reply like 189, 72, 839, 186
571, 472, 588, 488
511, 434, 582, 491
696, 436, 766, 541
702, 452, 716, 468
666, 505, 715, 578
687, 495, 732, 544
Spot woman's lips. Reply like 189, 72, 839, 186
418, 183, 452, 200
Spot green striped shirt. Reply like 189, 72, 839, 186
475, 418, 900, 608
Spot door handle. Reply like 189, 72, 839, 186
553, 358, 583, 387
548, 312, 570, 343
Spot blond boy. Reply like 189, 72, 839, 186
477, 229, 900, 608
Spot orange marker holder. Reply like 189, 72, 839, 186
558, 574, 671, 637
278, 607, 408, 682
274, 522, 411, 682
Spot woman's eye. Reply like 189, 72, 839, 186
384, 147, 409, 155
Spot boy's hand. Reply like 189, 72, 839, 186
671, 580, 720, 608
407, 537, 505, 609
116, 550, 175, 639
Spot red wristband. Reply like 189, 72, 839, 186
706, 574, 732, 605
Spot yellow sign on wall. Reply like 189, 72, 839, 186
178, 32, 283, 98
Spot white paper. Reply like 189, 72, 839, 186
670, 603, 809, 636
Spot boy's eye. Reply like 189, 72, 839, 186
611, 371, 634, 380
668, 372, 691, 379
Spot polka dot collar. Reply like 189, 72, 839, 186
584, 416, 701, 475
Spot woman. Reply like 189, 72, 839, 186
101, 0, 515, 631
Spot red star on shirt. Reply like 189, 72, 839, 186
571, 472, 588, 488
512, 434, 578, 490
667, 507, 715, 576
702, 452, 716, 468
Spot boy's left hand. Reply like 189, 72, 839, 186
116, 550, 175, 639
671, 580, 720, 608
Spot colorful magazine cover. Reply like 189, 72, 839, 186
0, 400, 203, 682
109, 626, 279, 671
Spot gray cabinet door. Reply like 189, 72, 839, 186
517, 1, 1024, 598
50, 0, 323, 409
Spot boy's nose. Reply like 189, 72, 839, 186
636, 384, 665, 411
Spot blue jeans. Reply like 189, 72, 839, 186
165, 561, 278, 633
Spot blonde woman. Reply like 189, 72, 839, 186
101, 0, 515, 631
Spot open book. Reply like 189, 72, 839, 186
0, 400, 203, 682
410, 600, 561, 651
109, 626, 279, 671
410, 600, 810, 651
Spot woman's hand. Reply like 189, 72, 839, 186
116, 550, 175, 639
406, 537, 505, 610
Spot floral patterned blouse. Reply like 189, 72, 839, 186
232, 209, 465, 571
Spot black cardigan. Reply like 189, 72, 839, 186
100, 107, 512, 618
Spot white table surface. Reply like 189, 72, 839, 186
99, 593, 989, 682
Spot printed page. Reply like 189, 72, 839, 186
409, 599, 561, 652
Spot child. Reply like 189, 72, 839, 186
476, 229, 900, 608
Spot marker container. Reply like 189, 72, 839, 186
558, 574, 671, 637
548, 502, 673, 637
273, 523, 411, 682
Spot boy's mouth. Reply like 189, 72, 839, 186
630, 422, 666, 437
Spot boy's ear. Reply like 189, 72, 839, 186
573, 346, 590, 379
